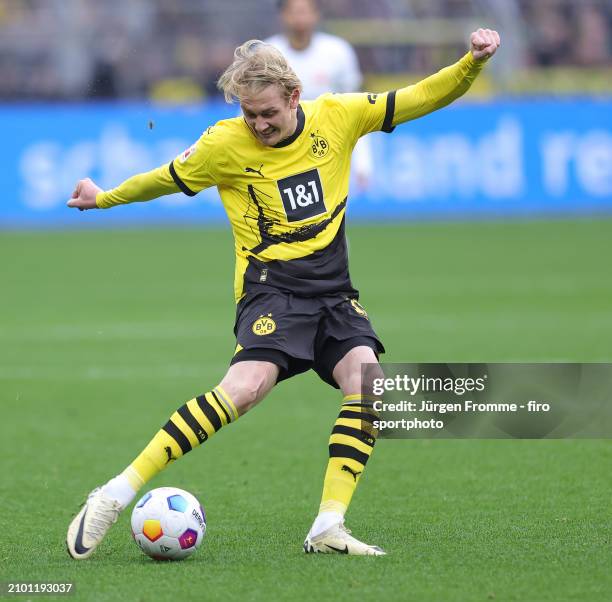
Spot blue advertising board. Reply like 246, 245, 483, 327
1, 99, 611, 227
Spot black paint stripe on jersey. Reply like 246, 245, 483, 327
169, 161, 197, 196
162, 420, 192, 454
332, 424, 375, 447
381, 90, 397, 133
329, 443, 370, 465
210, 390, 231, 424
196, 394, 223, 432
243, 217, 356, 297
339, 410, 376, 424
273, 105, 305, 148
177, 404, 206, 443
247, 192, 347, 255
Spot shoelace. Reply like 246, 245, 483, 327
85, 497, 121, 539
339, 524, 352, 536
337, 525, 383, 553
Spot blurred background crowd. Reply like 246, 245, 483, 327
1, 0, 610, 102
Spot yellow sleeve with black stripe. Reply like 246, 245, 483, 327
167, 124, 227, 196
325, 90, 396, 143
332, 51, 486, 143
95, 123, 227, 208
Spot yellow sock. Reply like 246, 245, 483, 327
319, 394, 378, 515
124, 386, 238, 489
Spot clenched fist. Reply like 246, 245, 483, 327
66, 178, 103, 211
470, 28, 500, 61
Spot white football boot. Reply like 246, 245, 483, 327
66, 488, 123, 559
303, 522, 386, 556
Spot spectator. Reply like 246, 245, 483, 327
526, 0, 573, 66
574, 2, 610, 66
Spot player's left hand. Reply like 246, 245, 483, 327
470, 28, 500, 61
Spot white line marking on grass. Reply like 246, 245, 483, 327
0, 321, 229, 342
0, 363, 229, 381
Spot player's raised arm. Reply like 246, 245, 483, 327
66, 165, 179, 211
391, 28, 501, 126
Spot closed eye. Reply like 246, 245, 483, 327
243, 110, 277, 119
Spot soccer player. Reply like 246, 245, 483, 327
66, 28, 500, 558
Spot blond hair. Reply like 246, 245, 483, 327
217, 40, 302, 103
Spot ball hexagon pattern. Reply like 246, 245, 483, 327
167, 494, 188, 512
142, 519, 163, 542
179, 529, 198, 549
130, 487, 206, 561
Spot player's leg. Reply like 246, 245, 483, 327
66, 360, 278, 559
304, 344, 386, 555
303, 296, 386, 555
318, 345, 380, 519
110, 360, 278, 499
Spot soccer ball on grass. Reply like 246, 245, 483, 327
131, 487, 206, 560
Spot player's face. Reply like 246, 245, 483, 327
241, 85, 300, 147
281, 0, 320, 37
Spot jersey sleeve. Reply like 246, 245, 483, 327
168, 124, 226, 196
95, 122, 228, 208
331, 90, 397, 141
391, 52, 486, 126
332, 52, 486, 143
95, 165, 178, 208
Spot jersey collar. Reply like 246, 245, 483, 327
273, 105, 305, 148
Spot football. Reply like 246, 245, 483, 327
130, 487, 206, 561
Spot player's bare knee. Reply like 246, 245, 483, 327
218, 361, 278, 415
234, 379, 264, 412
219, 380, 260, 415
333, 346, 379, 397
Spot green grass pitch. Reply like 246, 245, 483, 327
1, 218, 611, 601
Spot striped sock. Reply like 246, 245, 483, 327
123, 386, 238, 491
318, 394, 378, 516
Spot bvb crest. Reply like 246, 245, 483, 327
252, 314, 276, 335
310, 131, 329, 158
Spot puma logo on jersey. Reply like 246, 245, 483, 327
245, 164, 265, 178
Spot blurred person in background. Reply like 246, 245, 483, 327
574, 1, 610, 66
527, 0, 573, 66
266, 0, 373, 190
266, 0, 361, 96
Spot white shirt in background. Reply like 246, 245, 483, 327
265, 31, 362, 97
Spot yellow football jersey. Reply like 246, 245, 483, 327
170, 92, 396, 301
95, 52, 486, 302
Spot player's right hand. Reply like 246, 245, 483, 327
66, 178, 103, 210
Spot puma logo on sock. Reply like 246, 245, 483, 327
341, 465, 362, 482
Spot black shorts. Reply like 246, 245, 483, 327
230, 291, 385, 388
